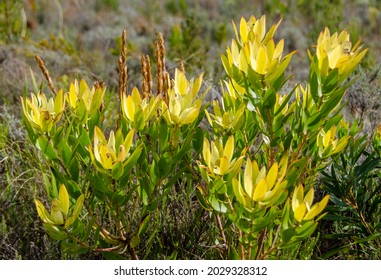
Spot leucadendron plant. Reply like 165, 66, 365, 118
197, 15, 367, 259
21, 16, 366, 259
22, 32, 207, 259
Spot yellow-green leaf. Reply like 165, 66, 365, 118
304, 195, 330, 221
253, 178, 267, 201
292, 184, 304, 212
294, 204, 306, 223
304, 188, 314, 210
79, 79, 89, 96
176, 69, 188, 96
99, 145, 114, 169
35, 199, 54, 224
68, 82, 78, 108
54, 89, 65, 113
71, 194, 84, 222
233, 177, 252, 209
58, 184, 69, 217
244, 159, 253, 197
202, 139, 211, 169
240, 17, 248, 43
219, 156, 230, 175
126, 95, 135, 122
254, 15, 266, 41
51, 198, 64, 225
266, 162, 278, 190
123, 129, 135, 156
191, 73, 203, 98
179, 107, 199, 124
223, 135, 234, 162
323, 129, 332, 148
39, 110, 53, 132
256, 45, 268, 75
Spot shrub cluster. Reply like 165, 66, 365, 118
20, 15, 378, 259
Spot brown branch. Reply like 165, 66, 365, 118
215, 214, 228, 254
255, 228, 267, 259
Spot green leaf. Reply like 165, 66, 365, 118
295, 221, 317, 239
70, 219, 85, 235
158, 122, 169, 151
282, 199, 291, 230
310, 71, 321, 105
123, 145, 143, 174
323, 114, 343, 131
162, 165, 187, 191
138, 214, 151, 236
149, 160, 159, 186
274, 85, 297, 116
138, 177, 150, 205
195, 186, 211, 210
192, 127, 204, 154
228, 246, 241, 260
36, 137, 58, 160
307, 111, 322, 129
158, 152, 172, 178
79, 128, 91, 146
323, 68, 338, 93
59, 141, 72, 167
321, 233, 381, 259
130, 235, 140, 248
91, 173, 112, 194
213, 177, 227, 194
53, 126, 64, 147
320, 88, 345, 117
281, 228, 295, 243
134, 107, 145, 130
209, 195, 227, 213
173, 134, 193, 161
43, 223, 67, 240
111, 190, 129, 207
61, 240, 88, 255
263, 89, 277, 108
65, 194, 84, 229
111, 161, 124, 179
69, 158, 80, 182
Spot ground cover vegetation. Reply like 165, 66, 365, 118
1, 0, 381, 259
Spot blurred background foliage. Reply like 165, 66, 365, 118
0, 0, 380, 259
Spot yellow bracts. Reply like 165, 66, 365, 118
292, 184, 330, 223
35, 184, 84, 229
162, 69, 204, 126
88, 126, 134, 170
314, 28, 367, 81
20, 89, 65, 133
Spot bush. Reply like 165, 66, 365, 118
20, 15, 367, 259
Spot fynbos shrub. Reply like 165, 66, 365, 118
21, 15, 366, 259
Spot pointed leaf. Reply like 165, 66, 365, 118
253, 178, 267, 201
58, 185, 70, 217
266, 162, 278, 190
223, 135, 234, 162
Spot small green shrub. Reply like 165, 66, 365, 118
319, 122, 381, 259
